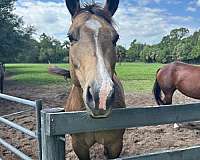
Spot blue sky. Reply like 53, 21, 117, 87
15, 0, 200, 46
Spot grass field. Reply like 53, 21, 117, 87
6, 63, 163, 92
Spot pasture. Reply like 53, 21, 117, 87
1, 62, 200, 160
6, 63, 162, 92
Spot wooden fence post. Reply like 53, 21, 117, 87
41, 108, 65, 160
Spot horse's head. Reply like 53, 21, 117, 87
65, 0, 119, 118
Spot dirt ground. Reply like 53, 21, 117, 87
0, 80, 200, 160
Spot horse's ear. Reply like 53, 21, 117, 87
104, 0, 119, 16
65, 0, 80, 17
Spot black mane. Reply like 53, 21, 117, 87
74, 3, 113, 24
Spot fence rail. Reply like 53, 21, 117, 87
41, 102, 200, 160
0, 138, 32, 160
43, 102, 200, 135
117, 145, 200, 160
0, 116, 36, 138
0, 93, 36, 107
1, 92, 200, 160
0, 93, 42, 160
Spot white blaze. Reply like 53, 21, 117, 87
86, 19, 102, 32
86, 19, 113, 110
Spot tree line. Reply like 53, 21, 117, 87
0, 0, 69, 63
1, 0, 200, 64
118, 28, 200, 64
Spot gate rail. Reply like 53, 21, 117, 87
0, 93, 42, 160
41, 102, 200, 160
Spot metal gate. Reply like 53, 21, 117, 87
0, 93, 42, 160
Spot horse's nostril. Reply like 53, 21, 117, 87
106, 86, 115, 106
87, 86, 93, 102
85, 86, 96, 109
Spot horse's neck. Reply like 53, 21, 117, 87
112, 74, 126, 108
64, 85, 85, 112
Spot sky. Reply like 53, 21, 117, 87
14, 0, 200, 47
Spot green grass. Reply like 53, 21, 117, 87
6, 63, 163, 92
6, 64, 70, 85
116, 63, 163, 92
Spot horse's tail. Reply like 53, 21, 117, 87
153, 69, 164, 105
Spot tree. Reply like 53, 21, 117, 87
0, 0, 36, 63
127, 39, 145, 61
1, 3, 200, 65
116, 45, 126, 63
38, 33, 69, 63
169, 28, 189, 40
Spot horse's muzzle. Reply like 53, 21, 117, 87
84, 84, 115, 118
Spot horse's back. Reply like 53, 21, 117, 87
157, 61, 200, 81
172, 61, 200, 83
174, 62, 200, 99
157, 61, 200, 99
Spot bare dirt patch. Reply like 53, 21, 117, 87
0, 81, 200, 159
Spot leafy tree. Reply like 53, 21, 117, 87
0, 0, 39, 63
127, 39, 145, 61
38, 33, 69, 63
1, 2, 200, 65
116, 45, 126, 63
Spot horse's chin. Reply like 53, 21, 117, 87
86, 107, 112, 119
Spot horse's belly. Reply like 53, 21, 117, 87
177, 84, 200, 99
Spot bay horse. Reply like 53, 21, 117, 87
153, 61, 200, 105
56, 0, 125, 159
0, 62, 5, 93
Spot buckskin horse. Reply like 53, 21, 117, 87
153, 61, 200, 105
0, 62, 5, 93
50, 0, 125, 159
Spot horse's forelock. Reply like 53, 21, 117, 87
73, 3, 113, 25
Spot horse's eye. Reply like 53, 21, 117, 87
112, 34, 119, 45
68, 33, 77, 43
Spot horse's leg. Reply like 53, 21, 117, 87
104, 139, 123, 159
163, 93, 173, 105
71, 134, 94, 160
71, 137, 90, 160
163, 91, 181, 128
164, 92, 177, 128
103, 130, 124, 159
162, 86, 177, 105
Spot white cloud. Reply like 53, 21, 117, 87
187, 0, 200, 12
166, 0, 182, 5
197, 0, 200, 6
14, 0, 198, 46
115, 4, 196, 45
186, 6, 197, 12
136, 0, 181, 6
15, 0, 71, 41
136, 0, 161, 6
